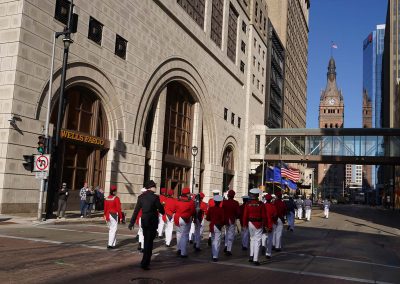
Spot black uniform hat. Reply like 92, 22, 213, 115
144, 180, 156, 189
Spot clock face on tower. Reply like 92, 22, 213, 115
328, 98, 336, 105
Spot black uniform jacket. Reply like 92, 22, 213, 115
130, 190, 165, 229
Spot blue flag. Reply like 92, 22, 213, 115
266, 167, 274, 182
273, 166, 281, 183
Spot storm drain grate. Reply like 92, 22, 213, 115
130, 278, 163, 284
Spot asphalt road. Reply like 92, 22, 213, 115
0, 205, 399, 284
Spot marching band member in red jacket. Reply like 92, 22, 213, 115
206, 195, 224, 262
163, 189, 176, 247
193, 192, 208, 252
157, 188, 167, 238
104, 185, 122, 249
264, 194, 278, 259
239, 195, 250, 250
222, 190, 240, 256
207, 189, 221, 246
174, 187, 196, 257
273, 192, 287, 251
242, 188, 267, 266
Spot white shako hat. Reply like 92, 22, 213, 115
249, 188, 262, 195
213, 195, 223, 202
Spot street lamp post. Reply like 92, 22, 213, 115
191, 146, 198, 193
45, 1, 74, 218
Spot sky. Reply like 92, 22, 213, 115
306, 0, 387, 128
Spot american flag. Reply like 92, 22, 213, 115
331, 43, 338, 49
281, 168, 300, 182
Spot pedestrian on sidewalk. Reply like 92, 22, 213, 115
85, 186, 95, 218
304, 196, 312, 221
206, 195, 224, 262
295, 196, 304, 219
129, 180, 164, 270
323, 198, 331, 219
57, 182, 69, 219
104, 185, 122, 249
79, 182, 88, 218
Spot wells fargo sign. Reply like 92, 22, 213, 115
60, 129, 108, 148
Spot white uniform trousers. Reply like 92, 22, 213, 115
176, 217, 191, 256
107, 213, 118, 246
249, 222, 263, 262
194, 218, 204, 248
294, 208, 298, 219
157, 214, 165, 237
164, 215, 174, 246
241, 226, 249, 248
225, 223, 236, 252
305, 208, 312, 221
324, 207, 329, 218
265, 230, 274, 257
287, 211, 295, 230
211, 225, 222, 259
189, 221, 195, 241
272, 218, 283, 249
138, 218, 144, 247
261, 232, 267, 248
297, 208, 303, 219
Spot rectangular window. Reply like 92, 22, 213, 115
255, 2, 258, 17
227, 5, 238, 62
240, 61, 245, 73
257, 79, 259, 89
238, 117, 241, 128
88, 17, 103, 45
231, 113, 235, 125
261, 84, 264, 93
242, 21, 247, 33
115, 34, 127, 59
252, 74, 255, 84
241, 41, 246, 53
258, 62, 260, 71
260, 10, 263, 24
255, 135, 260, 154
210, 0, 223, 47
253, 56, 256, 66
263, 17, 267, 30
262, 50, 265, 60
254, 38, 257, 48
224, 108, 228, 120
54, 0, 70, 25
262, 67, 265, 77
177, 0, 205, 28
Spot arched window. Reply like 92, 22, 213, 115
222, 146, 234, 192
330, 123, 333, 128
325, 123, 328, 128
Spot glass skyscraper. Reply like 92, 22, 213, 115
363, 24, 385, 129
362, 24, 385, 198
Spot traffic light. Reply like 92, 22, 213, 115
23, 155, 34, 172
37, 135, 46, 154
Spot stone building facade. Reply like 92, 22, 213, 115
0, 0, 311, 213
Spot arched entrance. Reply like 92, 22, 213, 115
50, 86, 110, 208
222, 146, 235, 192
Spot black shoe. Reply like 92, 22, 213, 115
208, 238, 211, 246
107, 245, 115, 249
275, 248, 281, 252
261, 246, 266, 254
180, 255, 188, 258
189, 240, 193, 244
212, 257, 218, 262
195, 247, 202, 252
248, 257, 253, 263
166, 244, 171, 248
272, 246, 276, 251
254, 261, 260, 266
266, 255, 271, 260
225, 251, 232, 256
141, 266, 150, 270
223, 246, 227, 253
242, 246, 248, 251
176, 250, 181, 256
137, 245, 142, 251
290, 228, 294, 232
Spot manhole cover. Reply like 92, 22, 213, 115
130, 278, 163, 284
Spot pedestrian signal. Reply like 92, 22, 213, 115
37, 135, 46, 154
23, 155, 34, 172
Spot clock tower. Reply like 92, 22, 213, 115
317, 57, 345, 199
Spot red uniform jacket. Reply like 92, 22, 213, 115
208, 198, 222, 208
242, 200, 267, 229
162, 197, 176, 222
174, 196, 195, 226
222, 198, 240, 225
196, 201, 208, 222
104, 195, 122, 222
239, 203, 246, 227
265, 202, 278, 231
159, 195, 167, 216
206, 206, 225, 233
275, 199, 287, 221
